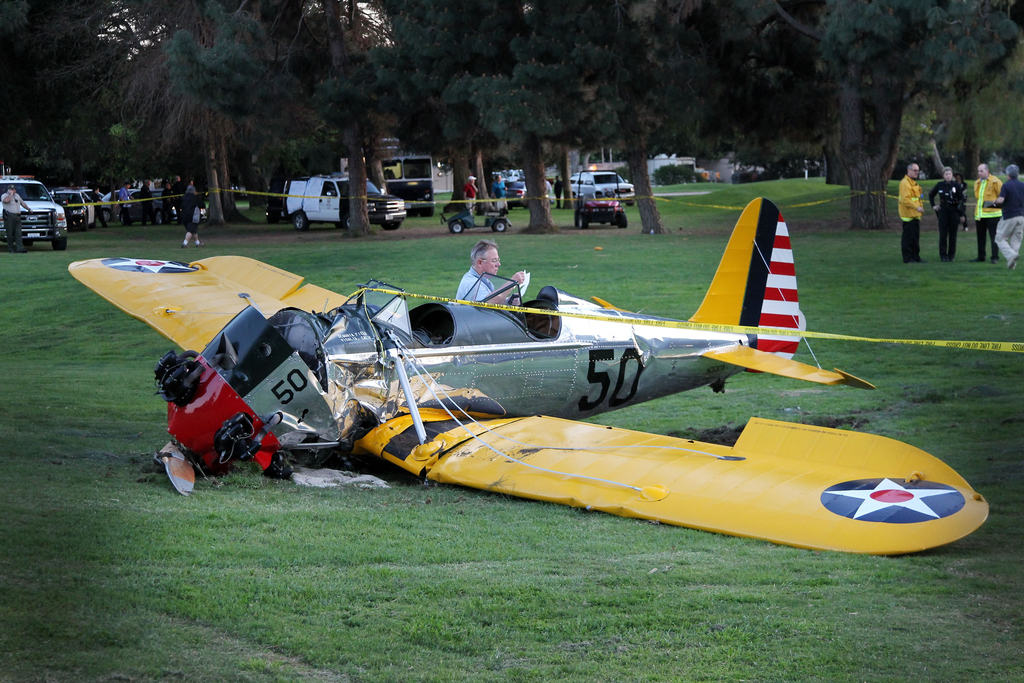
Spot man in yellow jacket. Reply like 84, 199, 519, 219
973, 163, 1003, 263
898, 163, 925, 263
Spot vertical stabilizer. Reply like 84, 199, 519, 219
690, 198, 805, 358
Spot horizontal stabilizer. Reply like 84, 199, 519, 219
701, 344, 875, 389
69, 256, 348, 350
359, 415, 987, 554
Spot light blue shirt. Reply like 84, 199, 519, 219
457, 268, 494, 301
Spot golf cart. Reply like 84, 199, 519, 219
574, 200, 628, 229
441, 207, 511, 234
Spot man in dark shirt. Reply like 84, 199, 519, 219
994, 164, 1024, 270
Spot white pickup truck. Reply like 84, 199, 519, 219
285, 175, 406, 231
0, 176, 68, 250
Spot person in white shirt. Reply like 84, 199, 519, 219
456, 239, 526, 303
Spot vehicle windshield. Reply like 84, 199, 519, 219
402, 159, 431, 179
9, 183, 52, 202
366, 180, 382, 195
53, 192, 79, 206
592, 174, 622, 185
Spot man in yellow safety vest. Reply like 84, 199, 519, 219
898, 163, 926, 263
973, 163, 1003, 263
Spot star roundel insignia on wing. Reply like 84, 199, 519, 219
101, 258, 198, 274
820, 478, 965, 524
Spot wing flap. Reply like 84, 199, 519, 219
702, 344, 875, 389
69, 256, 349, 351
375, 415, 986, 554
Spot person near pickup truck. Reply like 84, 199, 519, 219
117, 182, 133, 225
463, 176, 477, 213
3, 185, 27, 253
139, 180, 156, 225
180, 186, 204, 248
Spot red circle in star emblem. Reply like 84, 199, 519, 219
870, 489, 914, 503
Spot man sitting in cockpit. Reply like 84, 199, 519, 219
457, 239, 527, 304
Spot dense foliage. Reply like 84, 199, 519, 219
1, 0, 1022, 229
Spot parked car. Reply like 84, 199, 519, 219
0, 176, 68, 250
504, 180, 553, 208
285, 175, 406, 231
50, 187, 96, 231
569, 171, 635, 205
100, 188, 170, 225
574, 200, 628, 229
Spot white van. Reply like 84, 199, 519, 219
285, 175, 406, 231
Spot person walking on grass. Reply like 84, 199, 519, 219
993, 164, 1024, 270
180, 186, 204, 248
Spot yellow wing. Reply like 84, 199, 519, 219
69, 256, 348, 351
355, 414, 986, 555
702, 344, 875, 389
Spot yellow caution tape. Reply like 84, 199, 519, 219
355, 286, 1024, 354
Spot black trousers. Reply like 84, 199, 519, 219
901, 219, 921, 262
140, 200, 156, 225
976, 216, 999, 261
119, 204, 132, 225
936, 210, 959, 260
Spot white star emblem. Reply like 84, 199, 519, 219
828, 478, 953, 519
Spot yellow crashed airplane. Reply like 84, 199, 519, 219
69, 198, 987, 555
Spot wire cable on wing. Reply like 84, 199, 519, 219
394, 336, 744, 467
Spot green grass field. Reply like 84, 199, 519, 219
2, 179, 1022, 682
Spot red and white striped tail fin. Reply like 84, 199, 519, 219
690, 198, 805, 359
755, 214, 805, 359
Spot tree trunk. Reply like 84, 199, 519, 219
472, 149, 488, 214
839, 63, 904, 230
217, 128, 237, 217
557, 146, 571, 212
204, 129, 225, 225
345, 124, 371, 236
823, 140, 848, 186
522, 135, 555, 233
929, 139, 944, 176
626, 147, 663, 234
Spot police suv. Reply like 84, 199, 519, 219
0, 176, 68, 250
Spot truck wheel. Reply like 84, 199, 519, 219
616, 213, 628, 228
102, 208, 112, 224
381, 221, 402, 231
341, 215, 351, 231
421, 207, 435, 218
155, 210, 164, 225
491, 218, 509, 233
581, 215, 590, 230
448, 220, 465, 234
267, 213, 280, 224
52, 236, 68, 251
292, 212, 309, 231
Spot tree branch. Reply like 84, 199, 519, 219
773, 2, 824, 42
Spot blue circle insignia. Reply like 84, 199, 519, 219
101, 258, 198, 274
820, 478, 965, 524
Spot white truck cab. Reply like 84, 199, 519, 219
569, 171, 635, 205
285, 175, 406, 231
